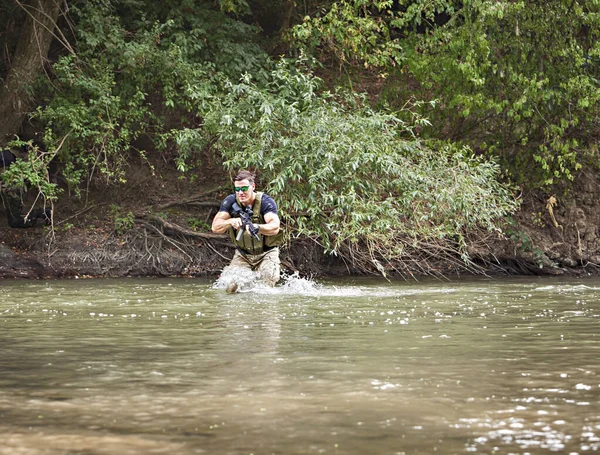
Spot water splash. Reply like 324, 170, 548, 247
279, 271, 323, 294
214, 269, 456, 297
212, 266, 262, 292
212, 269, 324, 295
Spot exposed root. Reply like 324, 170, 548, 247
332, 236, 490, 280
137, 214, 226, 241
54, 212, 233, 277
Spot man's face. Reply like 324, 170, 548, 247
234, 179, 255, 205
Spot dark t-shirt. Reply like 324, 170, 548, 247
219, 193, 278, 217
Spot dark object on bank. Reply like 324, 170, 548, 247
1, 149, 16, 169
1, 149, 52, 228
232, 202, 260, 241
6, 204, 52, 228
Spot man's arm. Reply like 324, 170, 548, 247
258, 212, 280, 236
211, 211, 244, 234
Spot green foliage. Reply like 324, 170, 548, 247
204, 59, 519, 261
292, 0, 600, 189
219, 0, 251, 15
405, 0, 600, 187
110, 204, 135, 235
504, 219, 547, 268
35, 0, 271, 193
291, 0, 403, 70
1, 140, 61, 203
58, 222, 75, 232
187, 217, 210, 231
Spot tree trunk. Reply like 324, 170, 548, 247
279, 0, 295, 32
0, 0, 61, 146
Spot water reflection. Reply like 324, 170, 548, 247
1, 276, 599, 454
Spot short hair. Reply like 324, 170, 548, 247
234, 170, 255, 184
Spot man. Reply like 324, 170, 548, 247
1, 149, 51, 228
211, 170, 283, 289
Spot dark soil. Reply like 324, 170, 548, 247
2, 154, 600, 280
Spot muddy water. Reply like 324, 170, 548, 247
0, 275, 599, 454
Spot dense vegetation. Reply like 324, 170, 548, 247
291, 0, 600, 187
1, 0, 599, 274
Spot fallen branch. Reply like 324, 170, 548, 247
158, 199, 220, 210
156, 185, 226, 210
138, 214, 226, 240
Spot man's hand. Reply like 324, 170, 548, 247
229, 218, 244, 230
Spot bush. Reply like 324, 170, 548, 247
35, 0, 270, 193
203, 59, 519, 268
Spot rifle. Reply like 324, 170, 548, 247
231, 202, 260, 241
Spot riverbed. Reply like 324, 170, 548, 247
1, 275, 599, 454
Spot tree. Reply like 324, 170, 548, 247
291, 0, 600, 189
0, 0, 61, 145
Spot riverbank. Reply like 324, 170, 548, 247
2, 159, 599, 280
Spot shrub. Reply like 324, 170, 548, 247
203, 59, 519, 268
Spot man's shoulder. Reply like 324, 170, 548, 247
219, 194, 237, 212
259, 193, 278, 214
222, 193, 236, 203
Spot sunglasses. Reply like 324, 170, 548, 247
234, 185, 250, 192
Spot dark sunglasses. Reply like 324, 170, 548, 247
234, 185, 250, 192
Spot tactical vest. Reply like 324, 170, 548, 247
228, 192, 283, 255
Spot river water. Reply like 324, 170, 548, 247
1, 275, 599, 455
